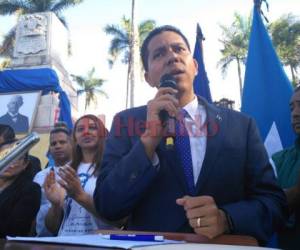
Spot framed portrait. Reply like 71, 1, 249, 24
0, 91, 41, 134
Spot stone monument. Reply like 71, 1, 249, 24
10, 12, 78, 131
6, 12, 79, 165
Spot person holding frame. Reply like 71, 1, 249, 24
0, 139, 41, 238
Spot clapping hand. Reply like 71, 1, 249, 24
57, 165, 85, 201
44, 170, 66, 207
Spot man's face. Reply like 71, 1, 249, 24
290, 90, 300, 135
7, 99, 20, 114
144, 31, 198, 95
49, 132, 72, 166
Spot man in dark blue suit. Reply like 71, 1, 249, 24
94, 25, 287, 244
0, 95, 29, 133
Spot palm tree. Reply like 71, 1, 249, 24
0, 0, 84, 64
104, 16, 155, 108
71, 67, 108, 110
218, 12, 251, 101
269, 14, 300, 86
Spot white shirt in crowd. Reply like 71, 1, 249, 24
57, 162, 114, 236
34, 162, 114, 236
34, 165, 62, 236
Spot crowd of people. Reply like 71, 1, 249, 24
0, 25, 299, 250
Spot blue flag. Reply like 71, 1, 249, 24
193, 24, 212, 103
241, 3, 294, 156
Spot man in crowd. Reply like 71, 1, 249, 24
272, 86, 300, 249
94, 25, 287, 245
34, 123, 72, 236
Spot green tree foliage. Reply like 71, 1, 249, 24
104, 17, 155, 68
269, 14, 300, 86
218, 12, 251, 101
104, 17, 155, 107
0, 0, 84, 62
71, 67, 108, 110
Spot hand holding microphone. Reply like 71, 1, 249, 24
141, 74, 179, 158
158, 74, 178, 149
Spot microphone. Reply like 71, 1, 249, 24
158, 74, 178, 150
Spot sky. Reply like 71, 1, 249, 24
0, 0, 299, 128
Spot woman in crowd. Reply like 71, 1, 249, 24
0, 124, 41, 179
44, 114, 115, 235
0, 140, 41, 238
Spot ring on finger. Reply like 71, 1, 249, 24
196, 217, 201, 228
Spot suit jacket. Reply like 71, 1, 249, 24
94, 96, 287, 244
0, 113, 29, 133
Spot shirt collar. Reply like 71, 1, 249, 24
8, 112, 18, 117
182, 96, 205, 122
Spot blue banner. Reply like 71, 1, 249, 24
193, 24, 212, 103
241, 5, 294, 155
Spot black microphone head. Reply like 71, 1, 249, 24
159, 74, 177, 89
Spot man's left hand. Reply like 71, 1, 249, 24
176, 195, 229, 239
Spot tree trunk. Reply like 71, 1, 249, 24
237, 58, 243, 103
126, 60, 131, 108
129, 0, 141, 108
290, 64, 296, 86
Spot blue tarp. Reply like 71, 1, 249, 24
0, 68, 73, 129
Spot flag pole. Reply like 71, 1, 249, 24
192, 23, 212, 103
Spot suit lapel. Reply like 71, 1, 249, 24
195, 97, 225, 193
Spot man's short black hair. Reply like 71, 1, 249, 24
140, 25, 191, 71
50, 122, 71, 137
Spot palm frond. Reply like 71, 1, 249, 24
0, 26, 16, 57
55, 13, 68, 28
87, 67, 96, 79
72, 67, 107, 109
0, 0, 31, 15
217, 56, 235, 77
138, 19, 156, 42
104, 24, 128, 42
51, 0, 84, 13
94, 89, 108, 98
70, 74, 86, 86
